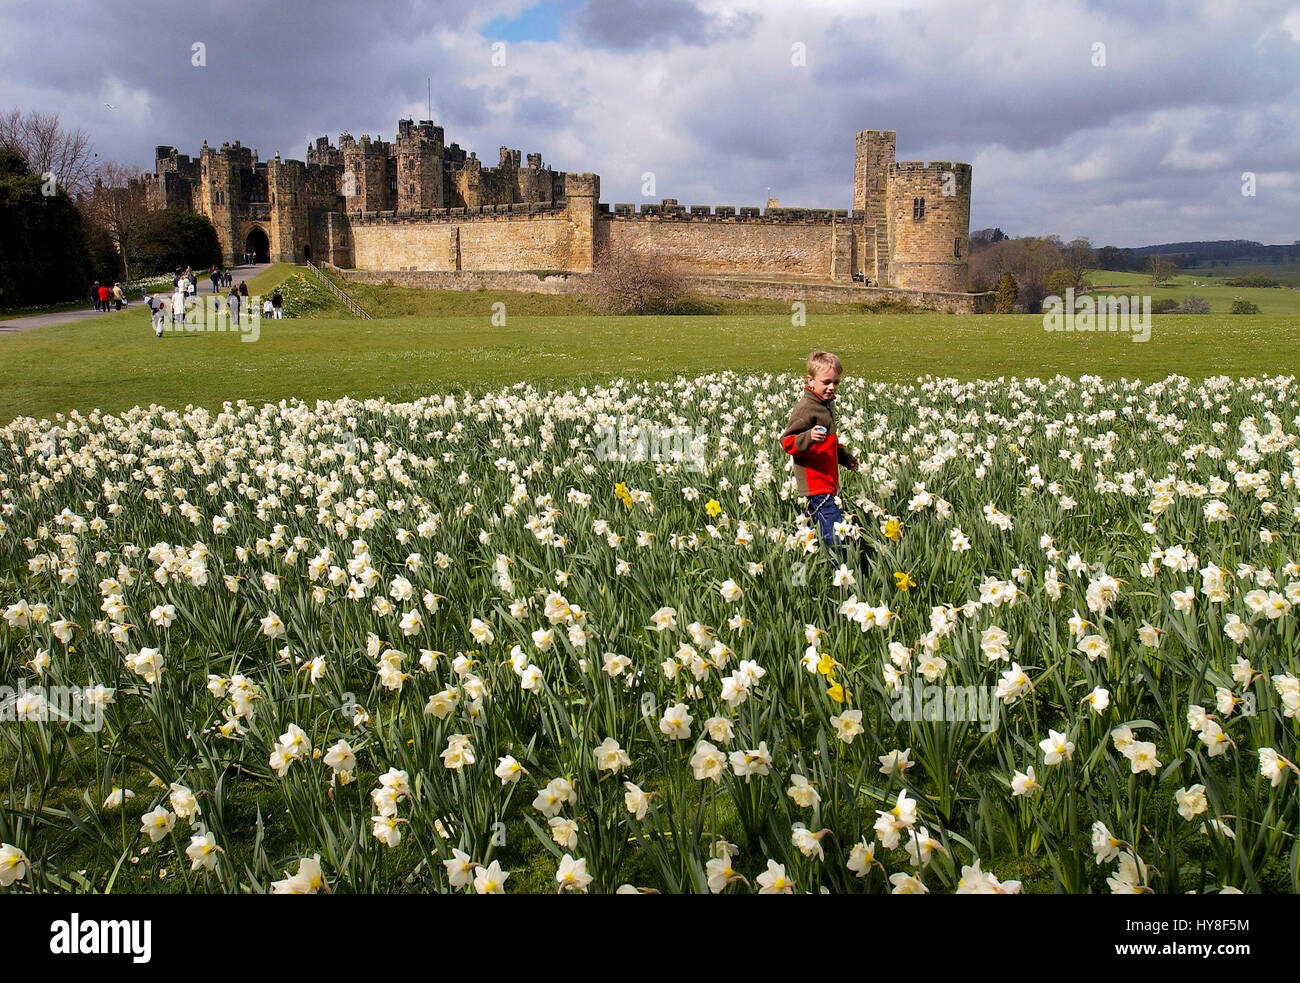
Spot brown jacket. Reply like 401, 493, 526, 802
780, 388, 858, 496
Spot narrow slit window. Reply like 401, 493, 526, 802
954, 237, 961, 258
913, 196, 925, 220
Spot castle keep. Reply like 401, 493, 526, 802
144, 123, 974, 295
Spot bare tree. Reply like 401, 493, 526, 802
587, 239, 688, 314
1146, 254, 1178, 285
1062, 237, 1095, 288
0, 108, 97, 199
84, 161, 152, 281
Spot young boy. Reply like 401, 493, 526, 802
780, 350, 860, 562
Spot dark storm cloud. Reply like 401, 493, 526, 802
0, 0, 507, 168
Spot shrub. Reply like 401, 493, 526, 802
1152, 299, 1180, 314
587, 241, 687, 315
1225, 273, 1278, 288
1231, 299, 1261, 314
1178, 297, 1210, 314
862, 297, 924, 314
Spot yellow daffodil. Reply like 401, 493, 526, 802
705, 499, 722, 517
894, 571, 916, 591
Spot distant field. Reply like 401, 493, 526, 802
2, 282, 1298, 422
1085, 269, 1300, 313
1186, 257, 1300, 285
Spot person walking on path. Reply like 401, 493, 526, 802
145, 293, 165, 337
98, 284, 111, 312
228, 284, 241, 324
112, 282, 125, 311
91, 282, 100, 311
211, 269, 221, 293
239, 280, 248, 300
171, 284, 187, 328
271, 289, 284, 319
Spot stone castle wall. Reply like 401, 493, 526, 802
597, 205, 847, 278
145, 122, 981, 307
348, 207, 578, 272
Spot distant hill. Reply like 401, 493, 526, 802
1096, 239, 1299, 272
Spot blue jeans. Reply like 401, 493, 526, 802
805, 493, 848, 563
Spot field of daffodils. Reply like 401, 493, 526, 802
1, 372, 1297, 893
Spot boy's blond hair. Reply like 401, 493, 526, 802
806, 350, 842, 377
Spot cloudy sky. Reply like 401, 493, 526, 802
3, 0, 1297, 246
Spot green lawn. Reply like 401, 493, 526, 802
3, 278, 1298, 424
1085, 269, 1300, 313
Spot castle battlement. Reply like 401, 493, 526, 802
604, 201, 849, 224
351, 201, 568, 224
894, 160, 972, 173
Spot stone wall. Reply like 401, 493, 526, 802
348, 208, 580, 272
680, 275, 991, 313
600, 212, 843, 278
337, 267, 993, 313
340, 269, 579, 293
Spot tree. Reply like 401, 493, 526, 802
1062, 237, 1095, 288
1146, 254, 1178, 285
132, 210, 222, 275
1095, 245, 1124, 270
0, 148, 95, 310
968, 236, 1063, 312
0, 108, 97, 199
1046, 268, 1076, 299
994, 272, 1018, 313
587, 239, 687, 314
84, 162, 152, 281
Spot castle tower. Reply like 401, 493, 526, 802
887, 161, 972, 292
854, 130, 972, 292
341, 134, 393, 213
267, 155, 310, 262
853, 130, 895, 283
199, 143, 240, 265
563, 172, 600, 272
395, 119, 444, 212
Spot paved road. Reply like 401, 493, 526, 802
0, 264, 271, 334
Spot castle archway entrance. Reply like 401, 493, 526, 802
244, 227, 270, 264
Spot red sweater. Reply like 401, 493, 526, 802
780, 387, 858, 496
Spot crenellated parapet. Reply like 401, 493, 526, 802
603, 200, 849, 223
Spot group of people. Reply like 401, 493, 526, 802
90, 281, 127, 311
140, 266, 253, 337
209, 265, 235, 292
141, 267, 283, 337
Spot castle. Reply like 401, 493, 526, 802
144, 122, 974, 296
